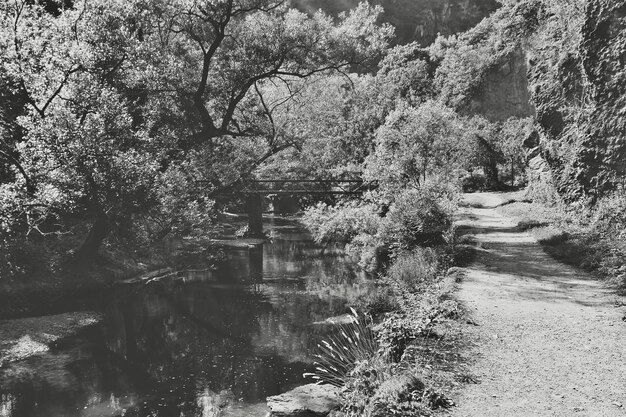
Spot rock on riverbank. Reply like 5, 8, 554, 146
0, 311, 102, 367
266, 384, 341, 417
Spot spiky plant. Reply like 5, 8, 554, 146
304, 308, 379, 387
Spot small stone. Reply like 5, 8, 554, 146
612, 401, 623, 408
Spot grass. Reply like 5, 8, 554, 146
388, 249, 439, 291
304, 308, 379, 387
496, 199, 626, 293
531, 226, 569, 245
497, 201, 567, 227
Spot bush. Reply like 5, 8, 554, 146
387, 248, 439, 291
351, 285, 399, 317
341, 358, 391, 417
376, 314, 420, 363
302, 201, 381, 244
346, 233, 389, 273
590, 188, 626, 288
592, 186, 626, 236
379, 189, 452, 254
460, 173, 487, 192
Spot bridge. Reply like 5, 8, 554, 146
240, 178, 378, 237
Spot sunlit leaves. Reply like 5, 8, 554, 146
365, 101, 464, 193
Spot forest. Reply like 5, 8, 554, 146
1, 0, 625, 416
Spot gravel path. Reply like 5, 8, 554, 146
449, 193, 626, 417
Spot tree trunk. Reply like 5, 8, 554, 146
484, 159, 500, 190
76, 211, 110, 259
246, 194, 264, 238
511, 160, 515, 187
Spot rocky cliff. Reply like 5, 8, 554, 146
527, 0, 626, 200
468, 47, 535, 122
291, 0, 500, 45
578, 0, 626, 196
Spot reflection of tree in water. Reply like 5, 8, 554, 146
102, 280, 313, 411
0, 331, 147, 417
1, 222, 374, 416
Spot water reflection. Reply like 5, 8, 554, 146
0, 220, 371, 416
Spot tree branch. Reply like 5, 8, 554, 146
0, 149, 34, 194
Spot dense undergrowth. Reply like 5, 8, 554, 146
498, 186, 626, 293
302, 181, 468, 416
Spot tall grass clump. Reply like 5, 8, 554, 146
387, 248, 439, 291
304, 308, 379, 387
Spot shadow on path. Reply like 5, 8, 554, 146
449, 193, 626, 417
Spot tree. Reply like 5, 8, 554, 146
0, 0, 393, 256
498, 117, 533, 186
255, 72, 384, 182
364, 101, 464, 194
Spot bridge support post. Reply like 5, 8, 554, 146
246, 194, 264, 238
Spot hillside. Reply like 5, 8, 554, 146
290, 0, 500, 45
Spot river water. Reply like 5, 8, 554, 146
0, 218, 371, 417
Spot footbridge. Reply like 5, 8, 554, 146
240, 178, 378, 237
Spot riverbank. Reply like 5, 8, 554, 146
449, 192, 626, 415
0, 215, 270, 318
0, 311, 102, 367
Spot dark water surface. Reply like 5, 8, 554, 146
0, 218, 370, 416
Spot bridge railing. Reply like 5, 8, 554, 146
240, 179, 378, 195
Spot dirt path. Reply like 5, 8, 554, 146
449, 193, 626, 417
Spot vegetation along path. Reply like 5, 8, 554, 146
450, 193, 626, 417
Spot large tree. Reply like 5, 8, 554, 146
0, 0, 392, 256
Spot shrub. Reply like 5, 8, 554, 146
379, 189, 452, 254
590, 188, 626, 289
387, 248, 439, 291
302, 202, 381, 244
376, 314, 420, 363
592, 186, 626, 236
346, 233, 389, 273
367, 373, 450, 416
460, 172, 487, 192
351, 285, 399, 317
340, 358, 392, 417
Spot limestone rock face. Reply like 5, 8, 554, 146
577, 0, 626, 195
527, 0, 626, 200
291, 0, 499, 46
469, 47, 535, 122
266, 384, 341, 417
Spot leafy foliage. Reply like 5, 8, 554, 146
379, 189, 453, 254
302, 201, 381, 244
387, 248, 439, 291
365, 101, 465, 193
0, 0, 392, 260
431, 0, 544, 109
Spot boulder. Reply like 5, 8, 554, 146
266, 384, 341, 417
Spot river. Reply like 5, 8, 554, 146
0, 217, 371, 416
